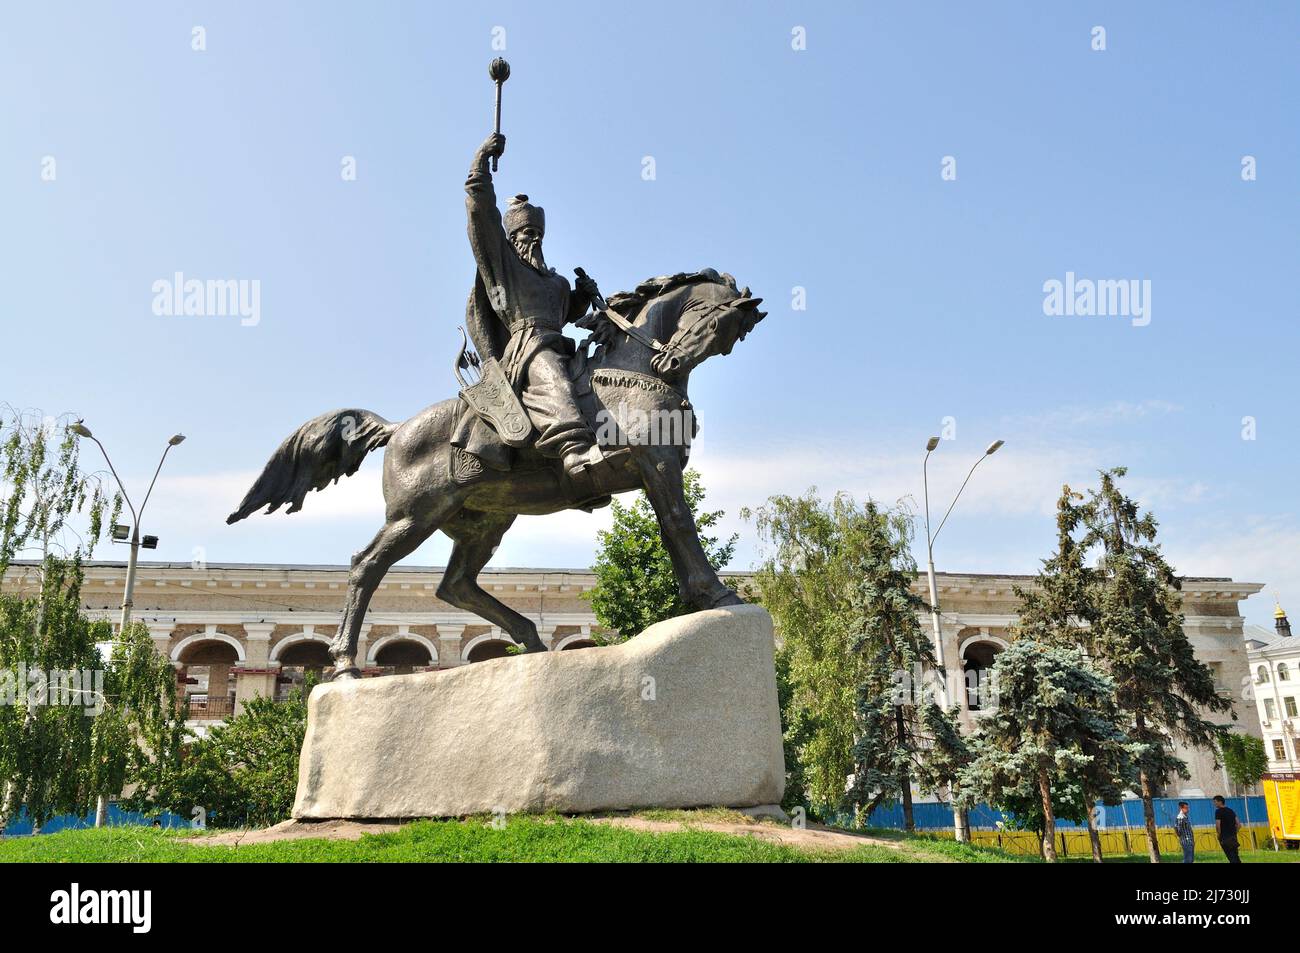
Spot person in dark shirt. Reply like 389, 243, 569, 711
1213, 795, 1241, 863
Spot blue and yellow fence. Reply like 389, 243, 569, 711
862, 795, 1278, 857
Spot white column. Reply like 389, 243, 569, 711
437, 624, 465, 668
356, 623, 372, 667
536, 623, 557, 650
242, 623, 275, 666
145, 622, 175, 658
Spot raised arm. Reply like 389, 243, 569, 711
465, 133, 511, 287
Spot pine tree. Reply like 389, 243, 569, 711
1078, 467, 1233, 863
1013, 486, 1139, 861
957, 639, 1140, 862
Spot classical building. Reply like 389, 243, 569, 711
1244, 603, 1300, 842
0, 561, 1265, 796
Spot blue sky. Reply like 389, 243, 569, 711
3, 2, 1296, 625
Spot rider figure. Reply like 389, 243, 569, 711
464, 132, 604, 476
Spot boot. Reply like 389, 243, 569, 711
561, 442, 606, 477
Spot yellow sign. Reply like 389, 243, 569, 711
1263, 776, 1300, 841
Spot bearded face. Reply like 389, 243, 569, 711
511, 225, 546, 271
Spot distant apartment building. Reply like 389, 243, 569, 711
1244, 603, 1300, 843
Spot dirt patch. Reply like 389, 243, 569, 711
194, 818, 407, 847
190, 812, 910, 856
593, 815, 908, 854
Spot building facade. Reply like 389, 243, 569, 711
0, 561, 1266, 796
1244, 604, 1300, 842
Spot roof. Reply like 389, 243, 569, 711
2, 559, 1246, 583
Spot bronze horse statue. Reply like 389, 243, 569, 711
227, 269, 766, 677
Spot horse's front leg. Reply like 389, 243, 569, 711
633, 446, 742, 610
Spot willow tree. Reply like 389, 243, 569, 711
1078, 468, 1233, 863
748, 491, 962, 828
0, 408, 117, 829
0, 408, 178, 832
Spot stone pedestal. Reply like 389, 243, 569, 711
293, 605, 785, 818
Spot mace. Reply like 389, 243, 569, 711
489, 57, 511, 172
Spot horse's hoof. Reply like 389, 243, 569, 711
523, 643, 548, 654
710, 590, 745, 609
331, 666, 362, 681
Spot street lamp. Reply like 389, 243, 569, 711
922, 435, 1003, 843
71, 422, 184, 828
922, 437, 1003, 672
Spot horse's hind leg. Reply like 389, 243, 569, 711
437, 511, 545, 653
331, 514, 439, 677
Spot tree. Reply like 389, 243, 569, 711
1078, 467, 1234, 863
843, 500, 963, 831
1220, 732, 1269, 845
748, 490, 962, 828
0, 408, 181, 833
0, 408, 118, 831
957, 639, 1141, 862
93, 621, 185, 819
140, 686, 311, 829
586, 469, 736, 639
773, 645, 813, 816
1013, 486, 1139, 861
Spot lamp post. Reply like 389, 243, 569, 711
922, 436, 1003, 843
72, 422, 184, 827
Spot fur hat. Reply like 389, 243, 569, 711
504, 194, 545, 238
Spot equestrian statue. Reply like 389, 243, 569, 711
227, 62, 767, 678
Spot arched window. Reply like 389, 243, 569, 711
961, 639, 1007, 711
1257, 665, 1271, 684
375, 639, 434, 676
1279, 663, 1291, 682
176, 638, 240, 721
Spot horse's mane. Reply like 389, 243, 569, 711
606, 268, 739, 316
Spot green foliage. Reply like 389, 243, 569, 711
1075, 469, 1233, 793
747, 490, 963, 821
102, 622, 185, 813
0, 565, 105, 825
998, 484, 1142, 834
956, 639, 1143, 857
144, 685, 311, 829
1220, 733, 1268, 790
773, 646, 813, 816
0, 407, 119, 572
586, 469, 736, 639
0, 408, 127, 828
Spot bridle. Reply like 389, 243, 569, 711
597, 293, 740, 363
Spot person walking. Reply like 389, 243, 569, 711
1213, 795, 1241, 864
1173, 801, 1195, 863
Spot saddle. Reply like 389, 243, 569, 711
449, 343, 616, 511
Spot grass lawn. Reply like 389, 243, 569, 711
0, 814, 1029, 863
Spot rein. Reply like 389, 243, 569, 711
595, 295, 733, 358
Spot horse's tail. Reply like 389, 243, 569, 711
226, 409, 396, 524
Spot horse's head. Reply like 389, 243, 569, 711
639, 272, 766, 381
